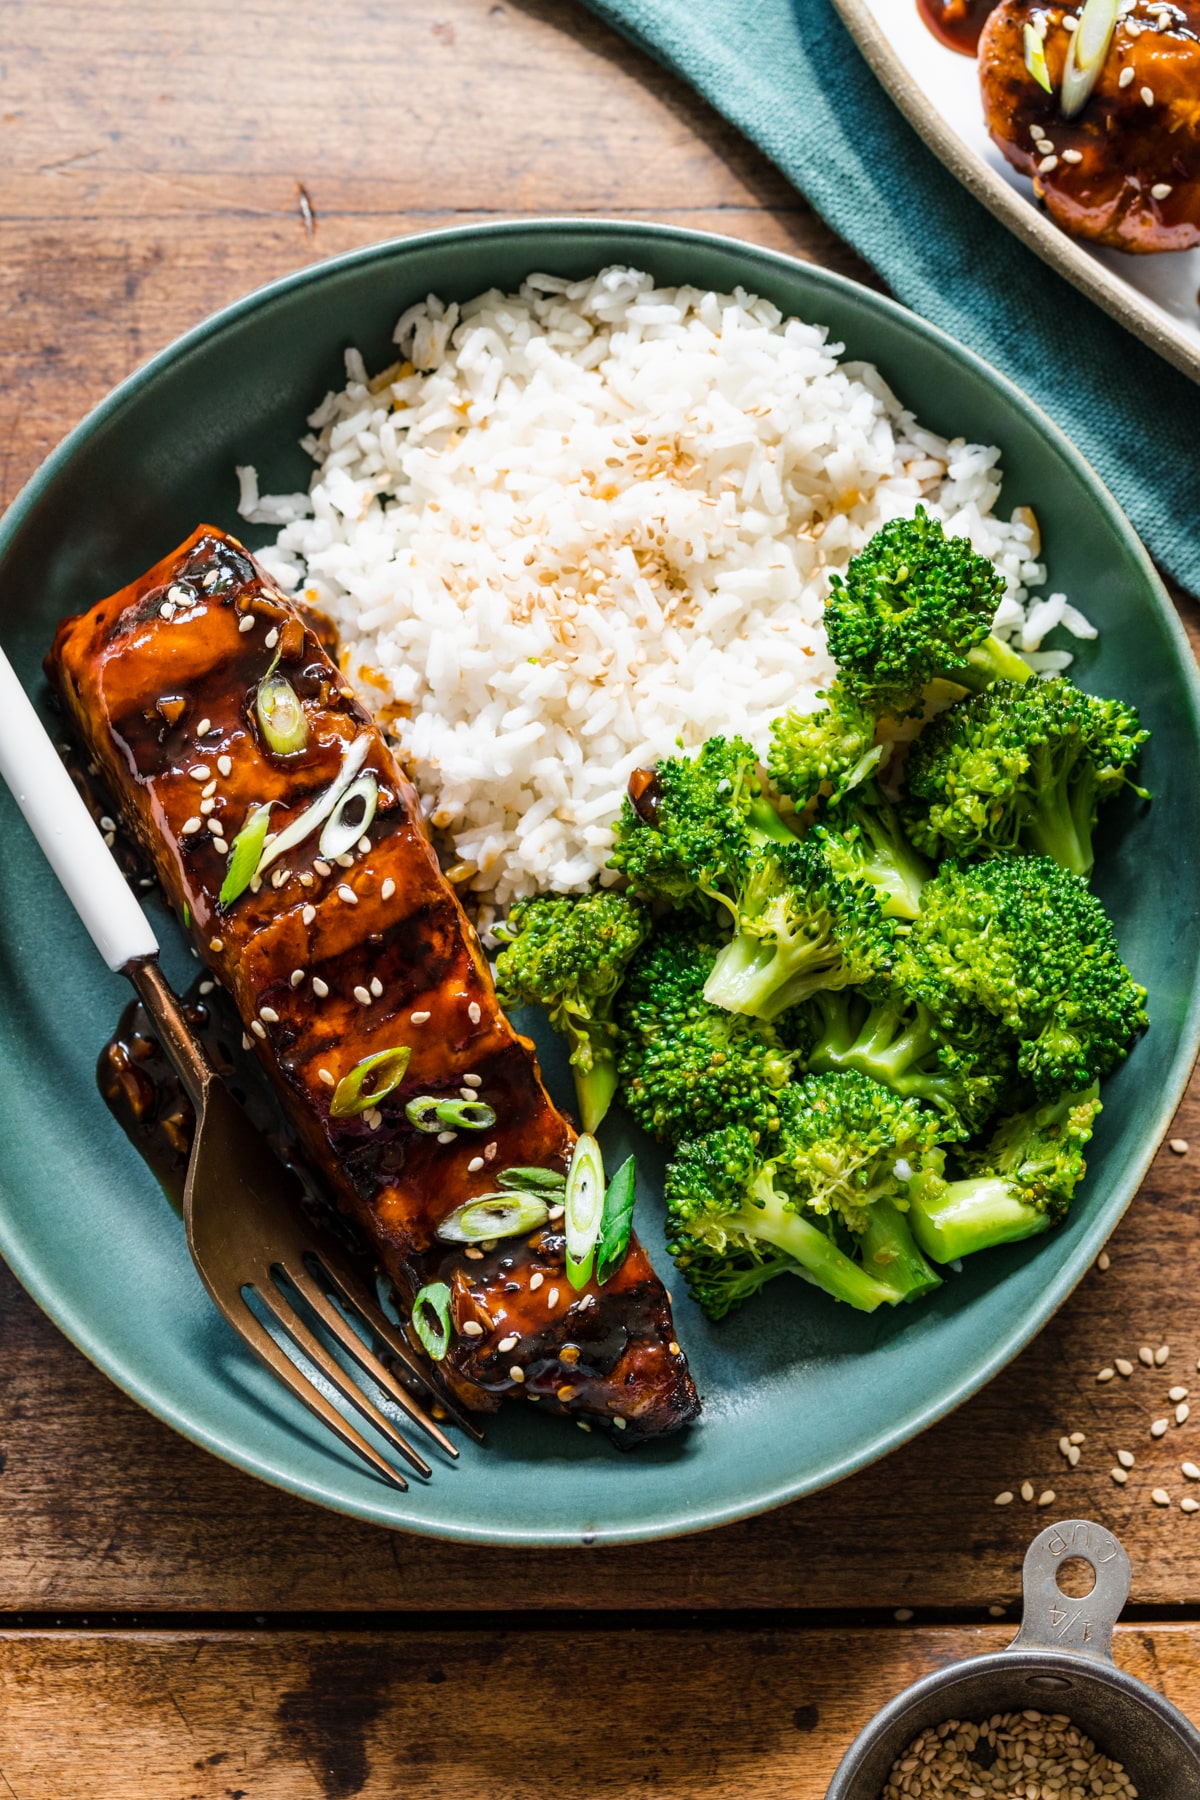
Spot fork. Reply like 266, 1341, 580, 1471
0, 645, 480, 1488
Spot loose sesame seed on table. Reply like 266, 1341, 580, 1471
3, 0, 1200, 1793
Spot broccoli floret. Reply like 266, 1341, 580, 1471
664, 1076, 942, 1318
769, 680, 928, 919
493, 890, 650, 1132
909, 857, 1148, 1098
905, 677, 1149, 878
814, 791, 930, 921
908, 1086, 1102, 1263
803, 960, 1015, 1138
778, 1069, 946, 1234
702, 836, 894, 1021
768, 685, 883, 808
616, 921, 796, 1146
825, 508, 1032, 718
608, 735, 791, 913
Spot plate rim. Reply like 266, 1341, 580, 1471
831, 0, 1200, 388
2, 213, 1199, 1546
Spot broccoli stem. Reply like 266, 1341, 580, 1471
847, 805, 929, 920
808, 991, 957, 1115
1023, 762, 1093, 878
703, 927, 844, 1021
735, 1176, 897, 1311
573, 1057, 619, 1135
907, 1171, 1052, 1264
955, 633, 1033, 692
857, 1199, 943, 1303
748, 797, 799, 846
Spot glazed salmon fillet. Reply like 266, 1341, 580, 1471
49, 525, 700, 1442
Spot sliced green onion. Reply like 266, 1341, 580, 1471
438, 1192, 551, 1243
407, 1093, 498, 1133
1024, 22, 1052, 94
434, 1098, 496, 1132
412, 1281, 452, 1361
328, 1045, 412, 1118
319, 772, 378, 859
406, 1095, 445, 1133
564, 1132, 605, 1291
595, 1155, 637, 1287
498, 1166, 567, 1193
256, 733, 370, 878
256, 660, 309, 756
182, 901, 191, 928
219, 802, 273, 906
1061, 0, 1117, 117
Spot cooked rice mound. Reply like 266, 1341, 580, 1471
245, 266, 1091, 920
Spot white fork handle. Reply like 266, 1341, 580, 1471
0, 644, 159, 971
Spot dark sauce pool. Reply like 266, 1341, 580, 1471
916, 0, 1001, 55
97, 977, 368, 1267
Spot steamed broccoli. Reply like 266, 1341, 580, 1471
702, 836, 894, 1021
905, 677, 1149, 878
768, 684, 884, 809
607, 735, 792, 914
664, 1074, 943, 1318
908, 856, 1148, 1098
908, 1086, 1102, 1263
825, 508, 1032, 718
493, 890, 650, 1132
802, 955, 1016, 1138
768, 682, 928, 919
616, 921, 796, 1146
778, 1069, 945, 1235
814, 794, 930, 921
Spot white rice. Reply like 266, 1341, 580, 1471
243, 265, 1091, 919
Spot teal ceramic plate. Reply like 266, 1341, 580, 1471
1, 221, 1197, 1546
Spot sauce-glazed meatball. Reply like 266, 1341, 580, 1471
979, 0, 1200, 252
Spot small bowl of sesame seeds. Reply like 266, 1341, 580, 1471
826, 1518, 1200, 1799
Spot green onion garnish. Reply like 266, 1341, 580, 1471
498, 1166, 567, 1193
256, 661, 309, 756
434, 1098, 496, 1132
405, 1095, 444, 1133
411, 1281, 452, 1361
595, 1155, 637, 1287
328, 1045, 412, 1118
564, 1132, 605, 1291
319, 771, 378, 859
256, 734, 370, 878
438, 1192, 551, 1243
219, 802, 273, 906
1061, 0, 1117, 117
1023, 22, 1052, 94
406, 1094, 497, 1133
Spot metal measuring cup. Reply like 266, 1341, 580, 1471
827, 1518, 1200, 1797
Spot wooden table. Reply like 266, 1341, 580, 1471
3, 3, 1200, 1792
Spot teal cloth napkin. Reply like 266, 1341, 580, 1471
578, 0, 1198, 594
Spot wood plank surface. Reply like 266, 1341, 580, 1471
1, 1623, 1196, 1799
1, 0, 1199, 1680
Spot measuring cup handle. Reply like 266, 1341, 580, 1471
1011, 1519, 1131, 1662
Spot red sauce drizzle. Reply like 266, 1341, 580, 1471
916, 0, 1002, 55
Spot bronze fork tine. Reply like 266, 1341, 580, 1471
307, 1245, 485, 1443
250, 1279, 433, 1477
226, 1301, 414, 1490
282, 1259, 460, 1456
